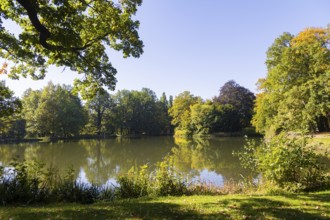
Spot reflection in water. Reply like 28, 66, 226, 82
171, 137, 253, 184
0, 136, 255, 186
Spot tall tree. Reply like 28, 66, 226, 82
84, 89, 113, 136
108, 88, 172, 136
169, 91, 201, 136
0, 81, 21, 117
253, 27, 330, 135
0, 81, 22, 138
22, 82, 87, 137
214, 80, 255, 129
0, 0, 143, 98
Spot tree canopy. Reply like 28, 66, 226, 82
0, 80, 21, 117
0, 80, 23, 138
0, 0, 143, 98
22, 82, 86, 137
252, 27, 330, 135
214, 80, 255, 129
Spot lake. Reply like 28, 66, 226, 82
0, 136, 253, 186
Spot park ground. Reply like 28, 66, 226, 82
0, 190, 329, 219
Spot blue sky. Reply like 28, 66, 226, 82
1, 0, 330, 99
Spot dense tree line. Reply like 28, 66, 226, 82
83, 88, 173, 136
0, 80, 256, 139
169, 81, 255, 136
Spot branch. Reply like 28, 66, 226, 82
16, 0, 109, 52
16, 0, 53, 50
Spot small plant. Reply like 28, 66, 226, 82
152, 156, 188, 196
116, 164, 149, 198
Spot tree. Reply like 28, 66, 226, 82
0, 0, 143, 98
109, 88, 172, 136
168, 91, 202, 136
252, 27, 330, 135
0, 81, 22, 138
190, 101, 217, 135
84, 89, 113, 136
0, 81, 21, 117
213, 103, 241, 133
22, 82, 87, 137
214, 80, 255, 129
21, 88, 41, 136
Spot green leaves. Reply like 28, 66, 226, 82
22, 82, 87, 137
0, 80, 21, 117
0, 0, 143, 97
253, 27, 330, 135
237, 134, 328, 192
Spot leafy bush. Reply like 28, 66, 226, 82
152, 157, 188, 196
237, 134, 329, 192
116, 157, 188, 198
116, 164, 149, 198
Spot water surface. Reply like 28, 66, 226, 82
0, 136, 252, 186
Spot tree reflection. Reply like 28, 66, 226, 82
80, 137, 174, 185
170, 136, 253, 183
0, 137, 256, 186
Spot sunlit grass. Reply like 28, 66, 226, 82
1, 191, 329, 219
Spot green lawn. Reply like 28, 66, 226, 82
1, 191, 329, 219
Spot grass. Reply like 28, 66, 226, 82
0, 190, 329, 219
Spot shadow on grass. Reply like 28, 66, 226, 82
2, 201, 226, 220
217, 197, 328, 220
2, 192, 330, 220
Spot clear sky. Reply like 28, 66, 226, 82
1, 0, 330, 99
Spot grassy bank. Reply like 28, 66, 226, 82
0, 191, 329, 219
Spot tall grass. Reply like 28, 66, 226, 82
0, 160, 113, 205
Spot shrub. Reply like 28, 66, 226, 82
116, 164, 149, 198
152, 157, 188, 196
116, 157, 188, 198
237, 134, 329, 192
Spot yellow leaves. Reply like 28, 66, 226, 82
291, 27, 327, 47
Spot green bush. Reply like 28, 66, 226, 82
116, 157, 188, 198
237, 134, 329, 192
152, 157, 188, 196
116, 164, 149, 198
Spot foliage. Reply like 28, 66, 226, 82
22, 82, 87, 137
168, 91, 202, 136
169, 82, 255, 137
0, 0, 143, 98
83, 89, 114, 136
213, 103, 242, 133
152, 156, 188, 196
109, 88, 172, 136
0, 81, 23, 139
190, 101, 217, 135
0, 81, 21, 117
253, 28, 330, 136
116, 164, 149, 198
237, 134, 330, 192
116, 157, 188, 198
214, 80, 255, 129
0, 160, 112, 205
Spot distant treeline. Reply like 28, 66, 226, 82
0, 80, 256, 139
